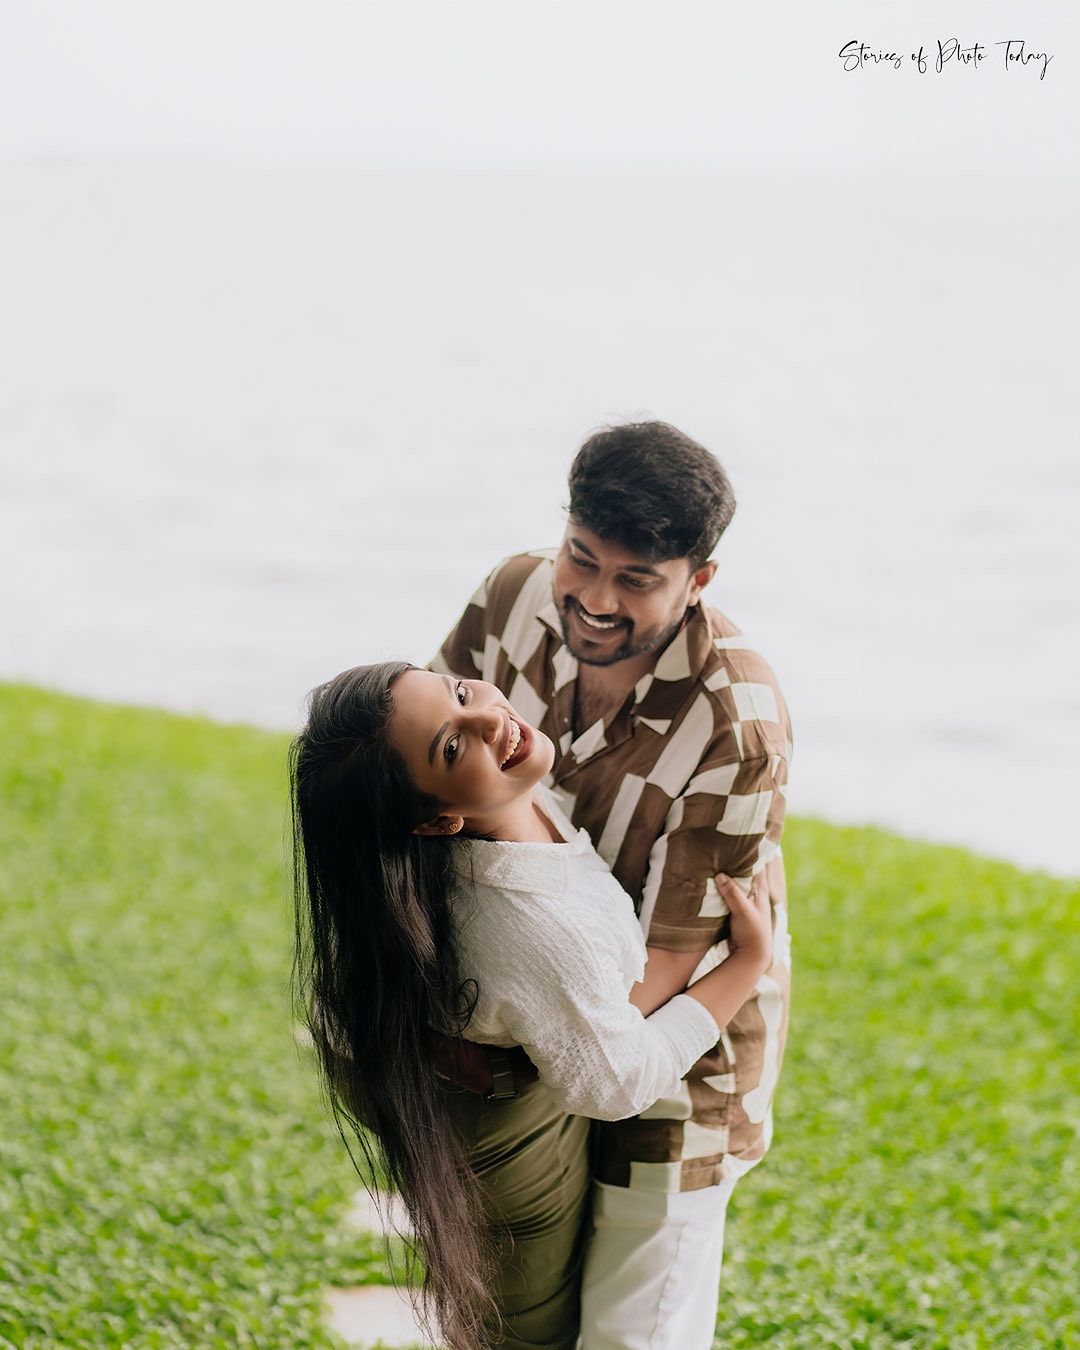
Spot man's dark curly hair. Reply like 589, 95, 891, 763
566, 421, 736, 569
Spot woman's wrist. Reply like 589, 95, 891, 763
728, 941, 772, 977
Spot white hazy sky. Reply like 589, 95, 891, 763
1, 0, 1077, 170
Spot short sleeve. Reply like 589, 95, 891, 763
429, 565, 498, 680
429, 553, 552, 681
643, 750, 789, 952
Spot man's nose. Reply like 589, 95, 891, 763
578, 575, 619, 617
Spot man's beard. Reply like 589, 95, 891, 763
559, 599, 689, 668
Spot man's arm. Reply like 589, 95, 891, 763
428, 570, 492, 681
428, 551, 552, 682
640, 747, 789, 954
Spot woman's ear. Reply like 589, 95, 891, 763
413, 815, 465, 837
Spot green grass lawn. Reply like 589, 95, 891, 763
0, 684, 1076, 1348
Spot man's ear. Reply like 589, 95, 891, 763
688, 560, 718, 605
413, 815, 465, 838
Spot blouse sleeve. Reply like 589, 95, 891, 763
492, 910, 721, 1121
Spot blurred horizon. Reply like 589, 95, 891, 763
2, 5, 1077, 876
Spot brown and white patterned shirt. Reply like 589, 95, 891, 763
433, 550, 793, 1193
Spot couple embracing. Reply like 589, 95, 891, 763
290, 421, 792, 1349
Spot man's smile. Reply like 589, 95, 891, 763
567, 598, 629, 636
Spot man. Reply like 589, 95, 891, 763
433, 420, 792, 1349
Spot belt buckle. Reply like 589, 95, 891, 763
485, 1049, 518, 1102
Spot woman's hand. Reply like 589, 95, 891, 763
682, 873, 774, 1030
717, 872, 772, 971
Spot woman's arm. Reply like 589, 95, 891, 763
631, 869, 777, 1026
497, 876, 771, 1122
630, 945, 712, 1016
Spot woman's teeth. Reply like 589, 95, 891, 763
500, 719, 522, 768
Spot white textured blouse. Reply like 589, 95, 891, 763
448, 786, 721, 1122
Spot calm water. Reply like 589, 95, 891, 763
2, 161, 1077, 874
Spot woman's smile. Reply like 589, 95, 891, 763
499, 716, 533, 770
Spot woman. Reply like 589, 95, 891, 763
290, 662, 772, 1350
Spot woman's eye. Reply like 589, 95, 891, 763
456, 681, 468, 706
445, 735, 460, 765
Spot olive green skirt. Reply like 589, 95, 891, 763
441, 1078, 592, 1350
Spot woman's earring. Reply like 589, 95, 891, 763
443, 820, 462, 835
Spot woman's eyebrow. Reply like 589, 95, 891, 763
428, 722, 449, 765
427, 677, 457, 765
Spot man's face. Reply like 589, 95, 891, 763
552, 524, 715, 667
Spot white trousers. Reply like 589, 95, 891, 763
577, 1174, 740, 1350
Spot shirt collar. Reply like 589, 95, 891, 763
632, 605, 714, 717
538, 592, 563, 636
450, 818, 592, 895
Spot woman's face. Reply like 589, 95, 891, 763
389, 669, 555, 832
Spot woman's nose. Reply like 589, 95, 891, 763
467, 705, 503, 743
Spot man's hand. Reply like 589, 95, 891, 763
431, 1033, 539, 1097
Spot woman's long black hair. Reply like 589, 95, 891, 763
289, 662, 494, 1349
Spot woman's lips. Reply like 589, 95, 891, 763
500, 716, 532, 770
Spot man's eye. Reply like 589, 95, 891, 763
571, 554, 595, 570
621, 576, 647, 590
445, 735, 460, 765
